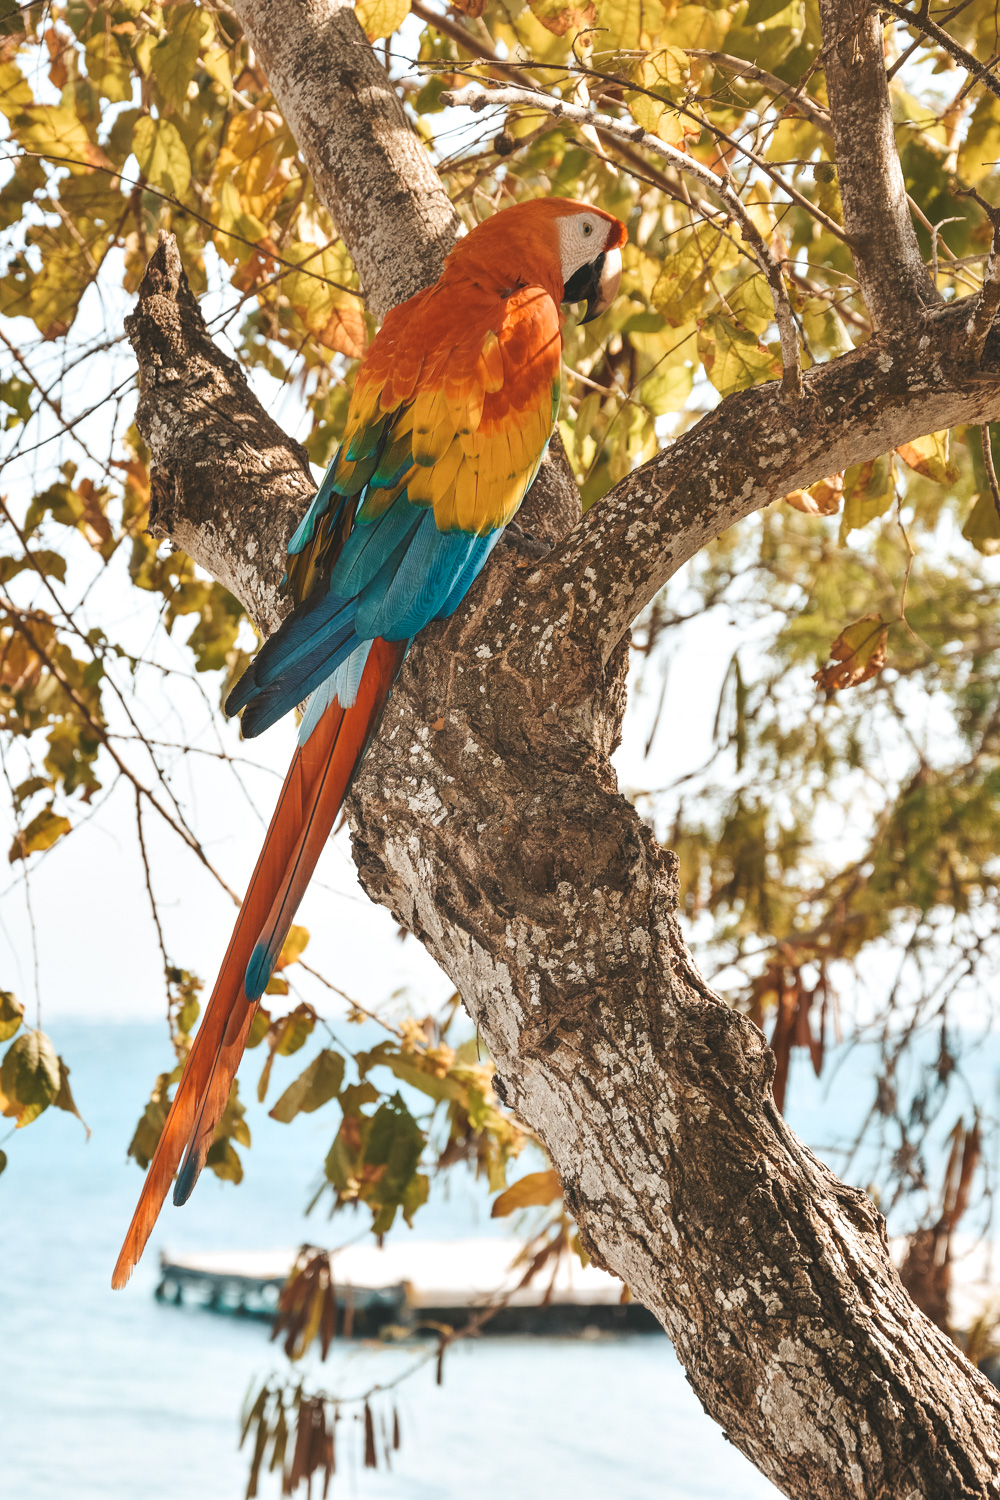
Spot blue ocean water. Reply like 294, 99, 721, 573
2, 1021, 785, 1500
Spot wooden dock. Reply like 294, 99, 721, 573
156, 1237, 662, 1335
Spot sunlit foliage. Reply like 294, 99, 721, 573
3, 0, 1000, 1429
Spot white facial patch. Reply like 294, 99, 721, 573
557, 213, 607, 284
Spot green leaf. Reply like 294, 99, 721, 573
205, 1137, 243, 1182
698, 314, 782, 396
246, 1006, 271, 1049
9, 807, 72, 863
132, 116, 191, 198
962, 488, 1000, 557
380, 1052, 466, 1103
0, 991, 24, 1043
0, 1030, 60, 1127
652, 225, 736, 327
273, 1007, 315, 1057
838, 455, 893, 543
269, 1049, 345, 1123
366, 1094, 425, 1232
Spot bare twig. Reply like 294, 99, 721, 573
983, 426, 1000, 526
439, 80, 803, 397
690, 50, 831, 131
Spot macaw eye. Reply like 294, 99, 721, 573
582, 222, 594, 236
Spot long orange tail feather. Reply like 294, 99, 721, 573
111, 637, 407, 1289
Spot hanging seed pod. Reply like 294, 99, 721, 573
363, 1400, 377, 1469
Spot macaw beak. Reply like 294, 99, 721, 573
562, 246, 622, 325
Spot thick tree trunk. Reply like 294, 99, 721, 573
128, 1, 1000, 1494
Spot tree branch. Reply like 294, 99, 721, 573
125, 232, 314, 632
879, 0, 1000, 103
440, 81, 804, 398
534, 304, 1000, 662
818, 0, 940, 329
125, 7, 1000, 1493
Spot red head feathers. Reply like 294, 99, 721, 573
442, 197, 628, 323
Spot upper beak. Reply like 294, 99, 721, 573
563, 246, 622, 325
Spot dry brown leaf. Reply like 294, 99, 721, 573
785, 473, 843, 515
813, 613, 889, 697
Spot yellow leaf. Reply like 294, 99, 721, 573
838, 455, 893, 543
283, 241, 367, 358
628, 49, 701, 146
727, 274, 774, 337
595, 0, 669, 49
355, 0, 410, 41
813, 614, 889, 698
275, 924, 310, 971
132, 116, 191, 198
0, 60, 33, 119
0, 991, 24, 1043
959, 95, 1000, 187
652, 224, 738, 327
491, 1168, 562, 1217
84, 31, 133, 103
150, 5, 212, 110
698, 313, 781, 396
528, 0, 596, 35
214, 111, 289, 225
203, 43, 232, 94
641, 359, 693, 416
895, 430, 958, 485
28, 241, 109, 340
9, 808, 71, 863
13, 106, 110, 175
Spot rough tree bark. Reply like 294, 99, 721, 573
127, 2, 1000, 1495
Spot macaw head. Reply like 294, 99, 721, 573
446, 198, 628, 323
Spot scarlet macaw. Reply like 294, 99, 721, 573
112, 196, 627, 1288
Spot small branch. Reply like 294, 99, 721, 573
879, 0, 1000, 103
983, 426, 1000, 525
690, 50, 831, 132
439, 81, 803, 398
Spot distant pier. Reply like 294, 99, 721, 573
156, 1238, 662, 1335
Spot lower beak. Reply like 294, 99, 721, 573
579, 247, 622, 325
563, 247, 623, 325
